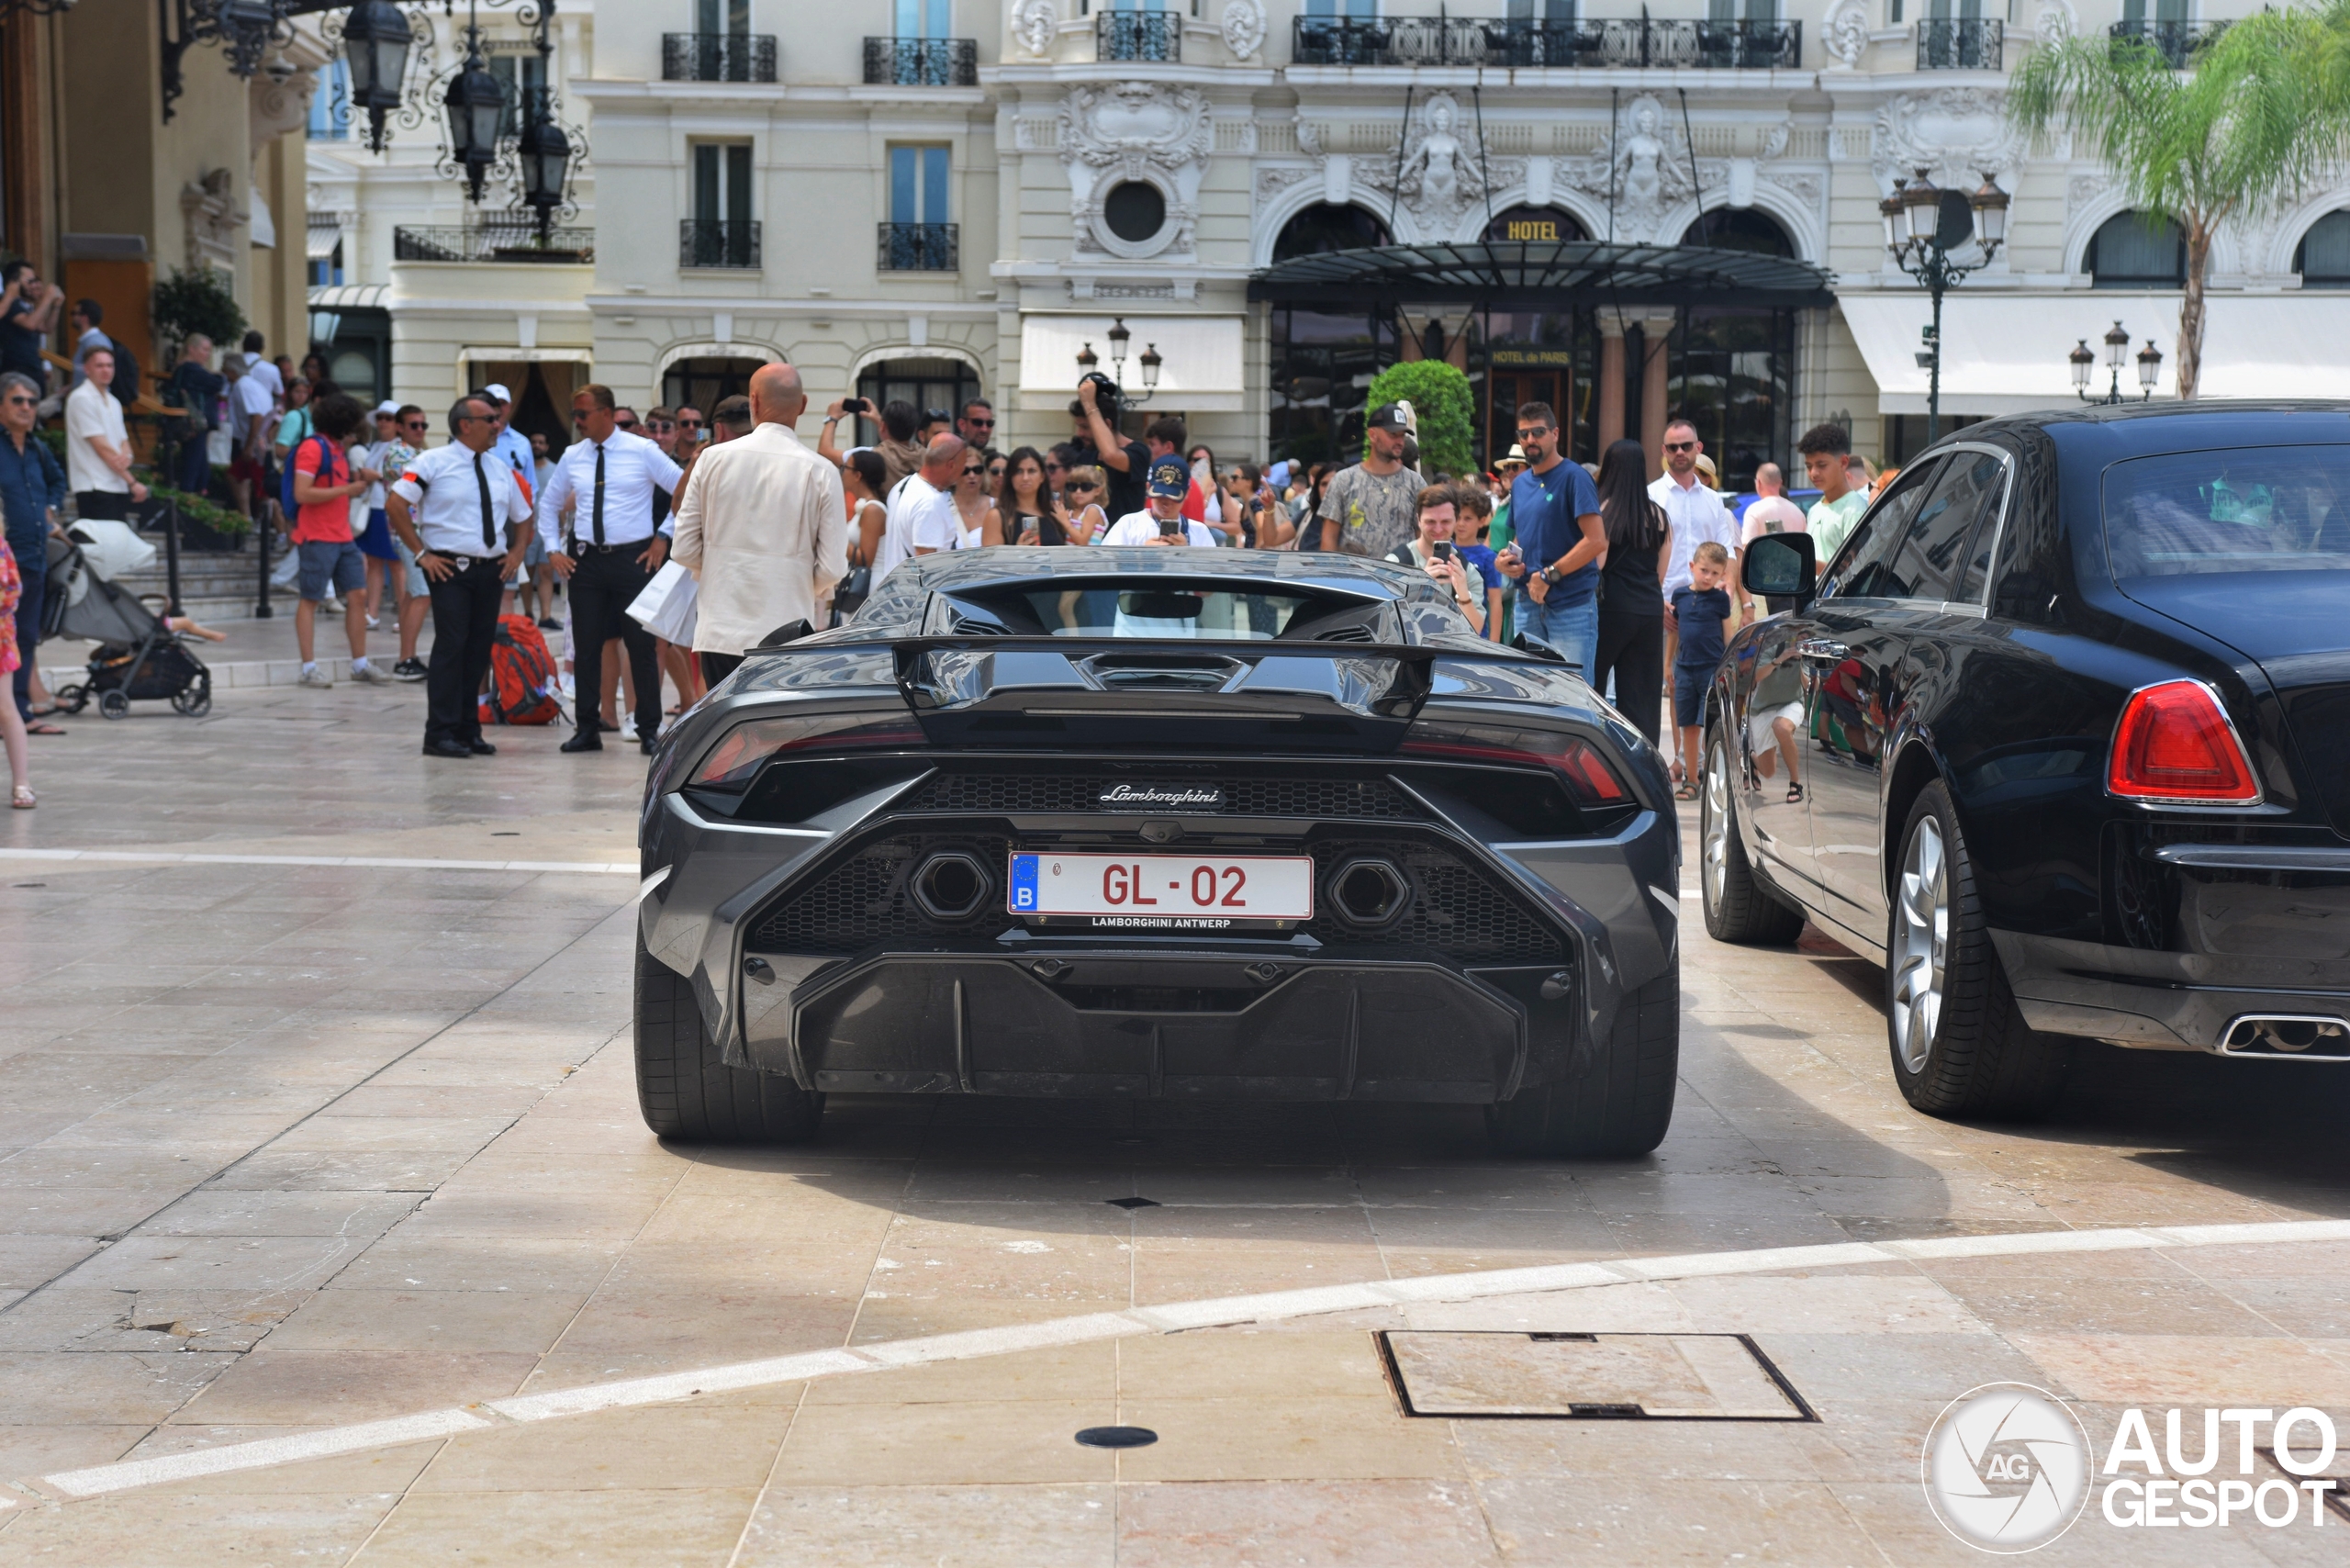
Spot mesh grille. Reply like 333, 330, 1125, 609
746, 830, 1565, 967
900, 770, 1422, 820
748, 834, 1013, 955
1303, 838, 1566, 965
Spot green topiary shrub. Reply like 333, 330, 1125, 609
151, 266, 246, 361
1363, 360, 1475, 479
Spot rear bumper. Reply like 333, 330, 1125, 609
744, 943, 1570, 1102
1994, 928, 2350, 1054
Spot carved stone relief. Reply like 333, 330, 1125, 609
1221, 0, 1268, 60
181, 169, 248, 272
1058, 83, 1215, 259
1873, 89, 2023, 190
1823, 0, 1871, 67
1013, 0, 1058, 58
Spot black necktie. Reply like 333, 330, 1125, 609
591, 442, 606, 545
473, 453, 495, 549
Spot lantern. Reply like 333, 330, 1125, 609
341, 0, 413, 153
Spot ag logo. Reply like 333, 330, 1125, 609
1922, 1383, 2090, 1552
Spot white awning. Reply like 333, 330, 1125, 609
306, 218, 341, 261
1838, 289, 2350, 415
1018, 314, 1246, 401
307, 283, 387, 310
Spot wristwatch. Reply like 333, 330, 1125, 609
1542, 565, 1562, 585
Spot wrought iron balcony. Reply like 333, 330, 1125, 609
1917, 17, 2001, 69
878, 222, 958, 273
393, 224, 594, 264
2107, 17, 2224, 67
864, 36, 978, 86
1291, 16, 1800, 70
662, 32, 778, 83
680, 219, 762, 270
1098, 10, 1181, 62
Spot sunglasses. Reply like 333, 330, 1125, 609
965, 417, 994, 429
962, 465, 985, 476
1664, 441, 1697, 453
4, 395, 32, 406
678, 417, 702, 428
616, 420, 639, 431
1516, 426, 1552, 439
402, 419, 428, 430
1065, 480, 1097, 492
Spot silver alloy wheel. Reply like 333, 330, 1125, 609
1702, 739, 1731, 914
1891, 815, 1949, 1074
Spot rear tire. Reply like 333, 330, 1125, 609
1489, 959, 1679, 1159
634, 937, 824, 1143
1886, 783, 2070, 1120
1700, 722, 1805, 946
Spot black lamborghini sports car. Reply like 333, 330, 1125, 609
634, 549, 1681, 1157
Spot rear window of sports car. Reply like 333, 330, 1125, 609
2104, 444, 2350, 577
941, 586, 1359, 640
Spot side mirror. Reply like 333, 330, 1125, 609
1742, 532, 1816, 608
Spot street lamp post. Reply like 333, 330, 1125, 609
2069, 320, 2164, 405
1077, 319, 1165, 406
1882, 169, 2008, 445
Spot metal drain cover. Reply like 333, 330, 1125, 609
1381, 1332, 1811, 1421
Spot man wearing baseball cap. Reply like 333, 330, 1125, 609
1316, 400, 1424, 556
478, 382, 537, 501
1101, 455, 1217, 546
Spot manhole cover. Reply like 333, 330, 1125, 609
1380, 1332, 1812, 1421
1075, 1425, 1158, 1449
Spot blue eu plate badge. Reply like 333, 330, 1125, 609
1011, 853, 1040, 912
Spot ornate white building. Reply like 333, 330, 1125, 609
309, 0, 2350, 485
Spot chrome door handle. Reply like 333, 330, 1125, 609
1797, 639, 1850, 661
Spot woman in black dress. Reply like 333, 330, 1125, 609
1589, 438, 1672, 747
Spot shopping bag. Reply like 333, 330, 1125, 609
626, 559, 699, 645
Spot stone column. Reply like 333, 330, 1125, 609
1595, 312, 1627, 456
1639, 311, 1675, 481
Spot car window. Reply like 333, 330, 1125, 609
2104, 444, 2350, 577
1951, 452, 2014, 603
1825, 458, 1942, 599
1886, 450, 2005, 603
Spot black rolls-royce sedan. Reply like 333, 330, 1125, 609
635, 550, 1682, 1157
1706, 403, 2350, 1117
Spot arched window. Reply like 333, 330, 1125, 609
2087, 211, 2186, 288
1484, 206, 1586, 244
1272, 203, 1392, 262
2294, 210, 2350, 287
1680, 209, 1794, 257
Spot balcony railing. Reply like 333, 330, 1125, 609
878, 222, 958, 273
1917, 17, 2001, 69
1098, 10, 1181, 62
863, 36, 978, 86
662, 32, 778, 83
680, 219, 761, 270
393, 224, 594, 264
2108, 17, 2224, 67
1292, 16, 1800, 70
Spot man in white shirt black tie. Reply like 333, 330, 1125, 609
540, 383, 683, 755
386, 395, 533, 758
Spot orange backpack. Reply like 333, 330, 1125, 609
477, 613, 563, 726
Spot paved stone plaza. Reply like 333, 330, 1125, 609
1, 682, 2346, 1565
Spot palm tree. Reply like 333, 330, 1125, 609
2009, 6, 2347, 399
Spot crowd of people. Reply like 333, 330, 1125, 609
0, 321, 1911, 790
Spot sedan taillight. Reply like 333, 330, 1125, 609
2107, 680, 2261, 805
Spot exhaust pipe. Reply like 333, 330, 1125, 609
2217, 1014, 2350, 1059
912, 851, 992, 922
1327, 858, 1411, 928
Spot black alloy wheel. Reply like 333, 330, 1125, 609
634, 936, 824, 1143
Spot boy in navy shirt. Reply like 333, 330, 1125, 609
1669, 541, 1735, 798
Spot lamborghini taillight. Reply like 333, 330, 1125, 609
2107, 680, 2261, 805
689, 713, 922, 790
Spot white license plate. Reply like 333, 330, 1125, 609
1009, 852, 1315, 925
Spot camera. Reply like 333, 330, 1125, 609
1432, 541, 1456, 563
841, 398, 869, 415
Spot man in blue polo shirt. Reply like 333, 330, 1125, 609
1493, 400, 1606, 672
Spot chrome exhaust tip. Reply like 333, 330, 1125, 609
2217, 1014, 2350, 1059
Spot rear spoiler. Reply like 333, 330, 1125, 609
884, 636, 1438, 750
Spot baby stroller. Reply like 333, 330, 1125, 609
44, 523, 212, 720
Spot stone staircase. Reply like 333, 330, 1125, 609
106, 544, 285, 623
